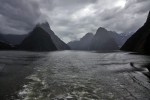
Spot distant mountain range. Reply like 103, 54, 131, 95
0, 33, 14, 50
0, 41, 13, 50
121, 11, 150, 54
0, 22, 133, 52
109, 32, 133, 48
0, 22, 70, 51
0, 31, 27, 45
1, 10, 149, 53
3, 34, 27, 45
68, 27, 132, 51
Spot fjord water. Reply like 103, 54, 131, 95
1, 51, 150, 100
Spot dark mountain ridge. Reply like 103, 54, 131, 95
109, 32, 133, 48
68, 33, 94, 50
121, 11, 150, 54
3, 34, 27, 45
90, 27, 119, 51
0, 32, 14, 50
0, 41, 14, 50
68, 27, 119, 51
37, 22, 70, 50
19, 22, 70, 51
19, 26, 57, 51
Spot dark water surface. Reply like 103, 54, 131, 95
0, 51, 46, 100
0, 51, 150, 100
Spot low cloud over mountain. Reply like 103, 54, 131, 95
0, 0, 150, 42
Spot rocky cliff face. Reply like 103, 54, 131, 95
121, 11, 150, 54
90, 27, 119, 51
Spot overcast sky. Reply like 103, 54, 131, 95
0, 0, 150, 43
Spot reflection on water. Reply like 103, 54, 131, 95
16, 51, 150, 100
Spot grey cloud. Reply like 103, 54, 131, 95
0, 0, 42, 34
52, 0, 98, 9
0, 0, 150, 43
48, 0, 150, 42
125, 0, 150, 14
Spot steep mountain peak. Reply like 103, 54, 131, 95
19, 21, 70, 51
95, 27, 110, 38
82, 33, 93, 38
19, 26, 57, 51
80, 33, 94, 41
35, 22, 70, 50
90, 27, 119, 51
86, 32, 93, 36
68, 32, 94, 50
97, 27, 107, 32
41, 22, 50, 27
36, 22, 51, 30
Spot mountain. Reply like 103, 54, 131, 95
38, 22, 70, 50
121, 11, 150, 54
68, 33, 94, 50
118, 32, 133, 47
19, 26, 57, 51
0, 32, 14, 50
19, 22, 70, 51
90, 27, 119, 51
0, 41, 13, 50
109, 32, 133, 48
3, 34, 27, 45
67, 40, 80, 50
68, 27, 119, 51
0, 33, 7, 42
